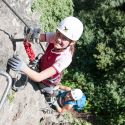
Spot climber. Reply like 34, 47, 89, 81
7, 16, 84, 93
51, 85, 86, 113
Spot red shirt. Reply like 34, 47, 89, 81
39, 32, 72, 86
39, 43, 62, 86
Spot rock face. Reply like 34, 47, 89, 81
0, 0, 67, 125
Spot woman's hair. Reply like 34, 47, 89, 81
69, 42, 76, 56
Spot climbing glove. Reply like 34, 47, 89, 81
8, 55, 27, 71
24, 26, 41, 43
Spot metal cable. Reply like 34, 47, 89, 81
2, 0, 29, 28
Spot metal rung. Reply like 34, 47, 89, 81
0, 71, 12, 110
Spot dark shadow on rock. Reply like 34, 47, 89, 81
11, 73, 40, 92
12, 73, 28, 92
27, 79, 40, 91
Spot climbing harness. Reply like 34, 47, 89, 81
0, 71, 12, 110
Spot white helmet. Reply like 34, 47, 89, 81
71, 89, 83, 100
57, 16, 83, 41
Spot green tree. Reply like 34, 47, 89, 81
63, 0, 125, 125
32, 0, 73, 32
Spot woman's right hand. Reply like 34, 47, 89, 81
24, 26, 41, 43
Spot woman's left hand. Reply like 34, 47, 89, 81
7, 55, 27, 71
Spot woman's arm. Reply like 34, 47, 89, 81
56, 104, 73, 113
55, 85, 71, 91
22, 66, 57, 82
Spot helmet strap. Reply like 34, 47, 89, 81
53, 41, 75, 52
53, 43, 71, 52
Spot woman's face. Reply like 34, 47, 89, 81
65, 91, 74, 101
54, 30, 72, 50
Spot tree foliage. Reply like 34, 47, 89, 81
63, 0, 125, 124
32, 0, 73, 32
